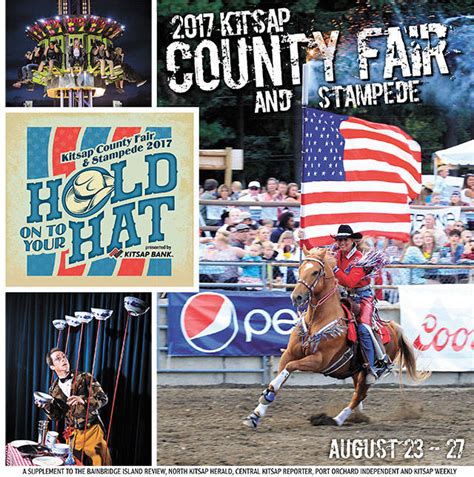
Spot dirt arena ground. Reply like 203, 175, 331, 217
157, 386, 473, 466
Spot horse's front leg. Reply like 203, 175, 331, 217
243, 351, 323, 429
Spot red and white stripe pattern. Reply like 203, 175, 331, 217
300, 108, 421, 248
6, 444, 34, 466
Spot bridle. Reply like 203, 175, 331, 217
296, 257, 337, 314
297, 257, 327, 294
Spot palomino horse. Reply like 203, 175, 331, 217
243, 247, 425, 429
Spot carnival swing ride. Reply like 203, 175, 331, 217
20, 0, 137, 107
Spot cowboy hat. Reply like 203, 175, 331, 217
63, 168, 114, 217
331, 224, 363, 240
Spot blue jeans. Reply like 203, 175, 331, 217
21, 64, 38, 80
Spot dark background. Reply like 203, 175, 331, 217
157, 0, 473, 184
6, 0, 151, 106
5, 292, 152, 466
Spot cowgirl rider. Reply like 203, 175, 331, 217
329, 225, 390, 384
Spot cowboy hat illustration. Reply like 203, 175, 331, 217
63, 167, 114, 217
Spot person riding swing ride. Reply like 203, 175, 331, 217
329, 224, 391, 384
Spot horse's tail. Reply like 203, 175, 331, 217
391, 323, 430, 382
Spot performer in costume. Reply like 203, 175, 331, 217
329, 225, 390, 384
35, 348, 112, 466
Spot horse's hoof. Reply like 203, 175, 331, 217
243, 413, 260, 429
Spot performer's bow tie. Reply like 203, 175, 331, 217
59, 373, 72, 383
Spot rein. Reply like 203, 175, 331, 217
312, 285, 338, 309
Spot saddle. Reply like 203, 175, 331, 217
321, 299, 391, 380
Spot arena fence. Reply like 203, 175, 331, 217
198, 261, 474, 290
157, 278, 474, 386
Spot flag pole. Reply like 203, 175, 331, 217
300, 61, 310, 261
302, 62, 309, 107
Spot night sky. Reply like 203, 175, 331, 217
6, 0, 151, 106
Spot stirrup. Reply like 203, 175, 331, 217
377, 361, 394, 379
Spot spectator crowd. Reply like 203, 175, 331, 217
199, 172, 474, 295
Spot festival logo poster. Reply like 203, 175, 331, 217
156, 0, 474, 469
6, 111, 197, 287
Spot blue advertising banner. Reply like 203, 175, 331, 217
167, 291, 298, 356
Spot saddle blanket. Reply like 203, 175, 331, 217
341, 304, 391, 345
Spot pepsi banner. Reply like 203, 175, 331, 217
168, 291, 298, 356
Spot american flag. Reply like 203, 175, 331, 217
300, 107, 421, 248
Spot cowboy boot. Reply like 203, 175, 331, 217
361, 323, 393, 377
357, 324, 378, 384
